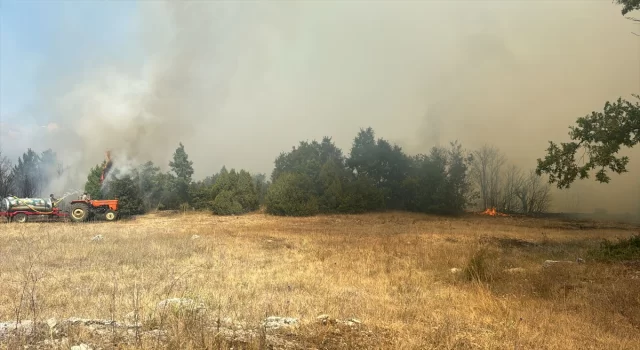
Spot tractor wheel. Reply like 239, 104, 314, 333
13, 213, 27, 223
105, 210, 117, 222
70, 203, 90, 222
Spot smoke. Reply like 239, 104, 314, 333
9, 1, 640, 214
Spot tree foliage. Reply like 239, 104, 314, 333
209, 169, 259, 215
169, 142, 194, 205
85, 163, 105, 199
615, 0, 640, 16
470, 145, 506, 209
8, 148, 63, 198
106, 173, 145, 216
347, 127, 410, 209
265, 172, 319, 216
0, 151, 12, 198
265, 128, 475, 216
536, 96, 640, 189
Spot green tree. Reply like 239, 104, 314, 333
265, 172, 319, 216
252, 173, 270, 205
156, 172, 180, 210
169, 142, 194, 181
211, 190, 243, 215
107, 174, 145, 216
10, 149, 42, 197
403, 150, 448, 214
444, 141, 476, 213
208, 168, 259, 215
169, 142, 194, 205
615, 0, 640, 16
339, 176, 384, 213
189, 180, 214, 210
318, 159, 346, 213
136, 161, 165, 210
536, 96, 639, 189
271, 136, 344, 189
85, 163, 105, 199
235, 170, 259, 211
347, 127, 411, 209
0, 151, 13, 198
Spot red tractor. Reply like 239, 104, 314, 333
68, 199, 119, 222
0, 196, 119, 223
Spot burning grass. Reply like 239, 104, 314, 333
0, 212, 639, 349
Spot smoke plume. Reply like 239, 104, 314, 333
9, 1, 640, 214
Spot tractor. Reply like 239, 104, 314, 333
0, 196, 119, 223
68, 199, 119, 222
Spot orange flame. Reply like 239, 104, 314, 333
480, 207, 508, 217
100, 150, 113, 184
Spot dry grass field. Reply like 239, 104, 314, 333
1, 211, 639, 349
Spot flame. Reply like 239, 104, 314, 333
100, 150, 113, 184
480, 207, 508, 217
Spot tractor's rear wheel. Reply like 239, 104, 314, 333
105, 210, 117, 222
70, 203, 90, 222
13, 213, 27, 223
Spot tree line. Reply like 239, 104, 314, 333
0, 127, 551, 217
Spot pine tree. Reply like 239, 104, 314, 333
169, 142, 194, 182
85, 163, 105, 199
168, 142, 194, 205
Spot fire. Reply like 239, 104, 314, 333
100, 150, 113, 184
480, 207, 508, 217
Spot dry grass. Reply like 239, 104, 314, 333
1, 211, 639, 349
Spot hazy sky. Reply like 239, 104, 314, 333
1, 0, 639, 213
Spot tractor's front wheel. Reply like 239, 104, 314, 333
70, 203, 90, 222
105, 210, 117, 222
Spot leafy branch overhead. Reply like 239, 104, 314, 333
615, 0, 640, 16
536, 96, 640, 189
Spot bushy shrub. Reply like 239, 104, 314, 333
338, 176, 385, 213
208, 169, 259, 215
107, 175, 145, 216
265, 173, 319, 216
589, 234, 640, 261
211, 190, 244, 215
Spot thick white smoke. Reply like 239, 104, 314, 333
8, 1, 640, 214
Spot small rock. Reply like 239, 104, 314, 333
344, 318, 362, 326
0, 320, 34, 336
316, 314, 330, 325
543, 260, 575, 268
450, 268, 462, 274
262, 316, 298, 330
91, 234, 103, 242
71, 344, 92, 350
191, 235, 200, 240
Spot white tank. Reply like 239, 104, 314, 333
2, 197, 52, 212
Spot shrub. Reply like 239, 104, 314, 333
588, 234, 640, 261
338, 176, 385, 213
462, 247, 493, 283
211, 190, 244, 215
265, 173, 319, 216
107, 175, 145, 216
